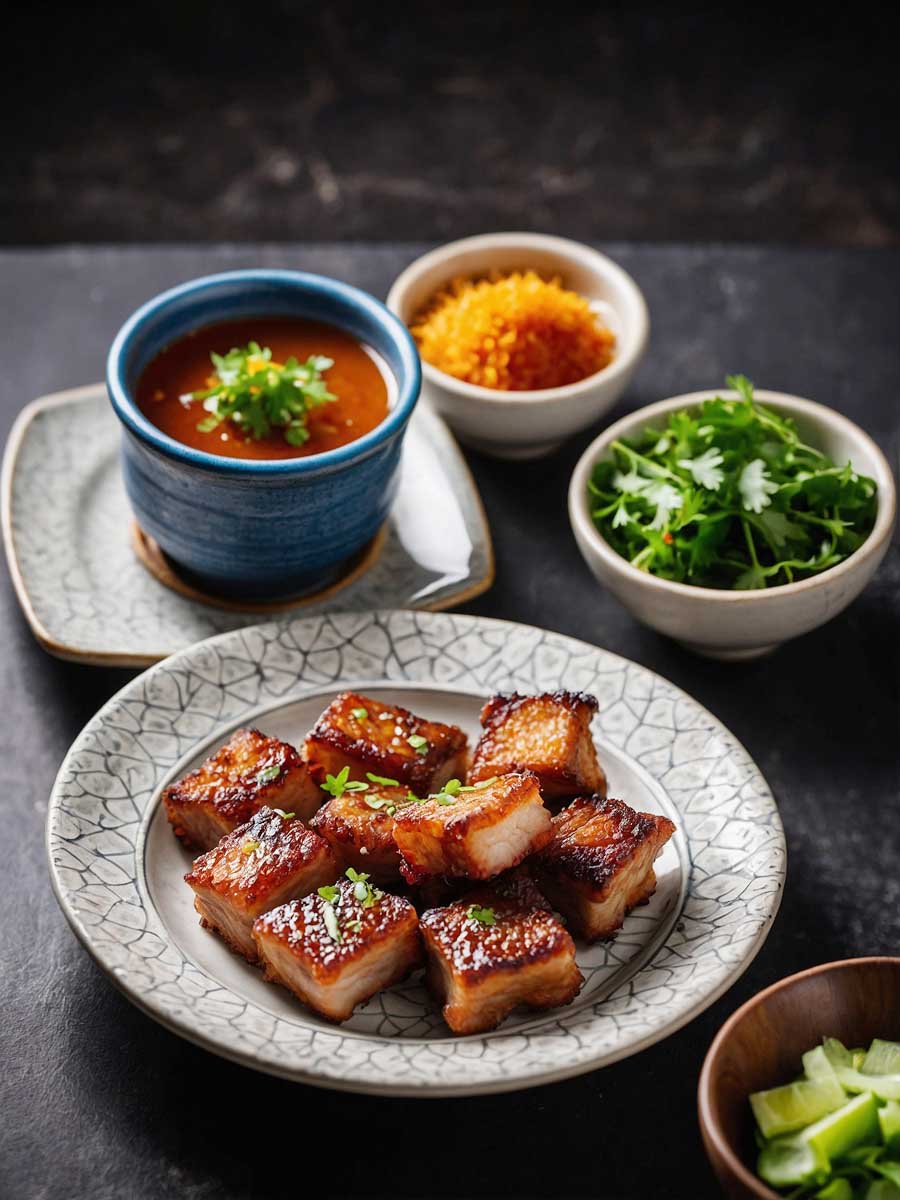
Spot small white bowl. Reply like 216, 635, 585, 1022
569, 389, 896, 660
386, 232, 649, 459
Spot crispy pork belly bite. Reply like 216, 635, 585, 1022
392, 771, 553, 881
310, 783, 412, 884
532, 795, 676, 943
304, 691, 468, 796
163, 727, 321, 851
420, 872, 583, 1035
184, 807, 337, 962
252, 873, 422, 1023
468, 691, 607, 803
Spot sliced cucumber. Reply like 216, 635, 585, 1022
804, 1092, 881, 1163
879, 1101, 900, 1151
835, 1065, 900, 1102
757, 1136, 828, 1188
865, 1041, 900, 1078
823, 1038, 854, 1069
750, 1075, 847, 1138
805, 1045, 845, 1085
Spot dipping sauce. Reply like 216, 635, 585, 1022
136, 317, 392, 460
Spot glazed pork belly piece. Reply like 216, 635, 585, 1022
253, 872, 422, 1023
163, 727, 321, 851
184, 807, 337, 962
532, 795, 676, 943
304, 691, 468, 796
392, 771, 553, 881
310, 782, 412, 884
468, 691, 608, 803
420, 872, 583, 1035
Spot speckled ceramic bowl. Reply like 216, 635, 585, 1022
107, 270, 421, 600
386, 232, 648, 459
569, 389, 896, 660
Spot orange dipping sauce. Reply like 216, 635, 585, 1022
136, 317, 392, 460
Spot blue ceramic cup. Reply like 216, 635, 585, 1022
107, 270, 421, 599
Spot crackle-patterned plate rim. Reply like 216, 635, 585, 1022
2, 386, 494, 667
47, 610, 786, 1096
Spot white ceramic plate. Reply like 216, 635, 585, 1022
47, 611, 785, 1096
2, 386, 493, 666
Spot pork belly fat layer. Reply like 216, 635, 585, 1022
469, 691, 607, 801
392, 771, 553, 880
185, 807, 337, 961
304, 691, 468, 794
252, 879, 423, 1022
163, 727, 321, 851
310, 786, 409, 883
420, 879, 583, 1035
534, 795, 676, 943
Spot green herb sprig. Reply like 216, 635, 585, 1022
466, 905, 497, 926
189, 341, 336, 446
317, 869, 384, 943
588, 376, 877, 589
320, 766, 370, 799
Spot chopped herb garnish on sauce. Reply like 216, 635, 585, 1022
317, 884, 338, 903
189, 341, 336, 447
241, 839, 260, 855
273, 809, 295, 820
351, 706, 369, 720
257, 764, 282, 784
466, 905, 497, 926
407, 734, 429, 755
366, 771, 400, 787
587, 374, 878, 589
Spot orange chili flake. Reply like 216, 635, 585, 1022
410, 270, 616, 392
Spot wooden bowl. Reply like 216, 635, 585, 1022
698, 958, 900, 1199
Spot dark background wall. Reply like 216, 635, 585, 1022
3, 1, 897, 246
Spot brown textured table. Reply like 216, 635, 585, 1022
1, 244, 898, 1199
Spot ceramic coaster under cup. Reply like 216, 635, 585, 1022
131, 522, 389, 614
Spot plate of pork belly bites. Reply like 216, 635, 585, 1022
48, 610, 785, 1095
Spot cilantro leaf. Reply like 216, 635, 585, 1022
466, 905, 497, 926
320, 766, 351, 799
587, 376, 877, 590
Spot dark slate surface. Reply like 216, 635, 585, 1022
1, 244, 898, 1200
4, 3, 899, 246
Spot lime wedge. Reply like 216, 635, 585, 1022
804, 1091, 880, 1162
757, 1136, 828, 1188
751, 1075, 847, 1138
865, 1040, 900, 1077
880, 1100, 900, 1151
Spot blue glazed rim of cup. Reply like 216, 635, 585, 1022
107, 269, 422, 477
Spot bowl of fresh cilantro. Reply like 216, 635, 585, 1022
568, 377, 895, 659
